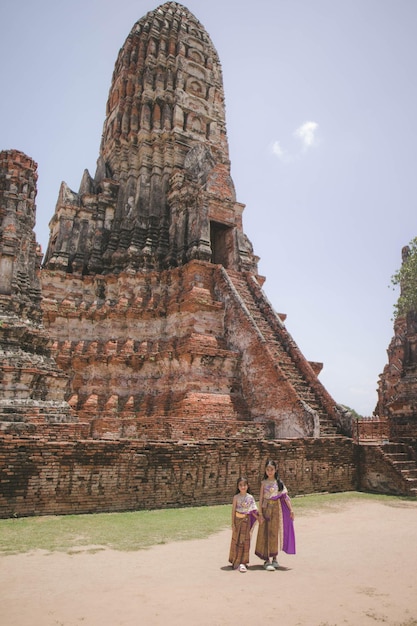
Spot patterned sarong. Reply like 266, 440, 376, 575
255, 494, 296, 560
229, 513, 255, 568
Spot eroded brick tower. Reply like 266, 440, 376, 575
27, 2, 345, 440
376, 245, 417, 442
0, 150, 75, 435
43, 2, 256, 276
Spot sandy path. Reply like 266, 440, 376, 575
1, 500, 417, 626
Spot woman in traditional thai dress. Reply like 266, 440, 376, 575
228, 477, 259, 572
255, 459, 296, 571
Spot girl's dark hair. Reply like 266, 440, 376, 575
235, 476, 252, 495
263, 459, 284, 491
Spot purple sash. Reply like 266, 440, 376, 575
272, 493, 296, 554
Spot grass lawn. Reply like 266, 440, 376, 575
0, 491, 409, 555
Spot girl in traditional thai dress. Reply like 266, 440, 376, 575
255, 459, 296, 571
228, 477, 259, 572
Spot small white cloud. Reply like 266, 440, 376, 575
271, 120, 320, 163
272, 141, 287, 161
270, 141, 295, 163
272, 140, 285, 158
294, 121, 319, 151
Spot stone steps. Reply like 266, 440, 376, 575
226, 270, 338, 436
380, 443, 417, 496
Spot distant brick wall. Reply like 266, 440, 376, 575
0, 437, 357, 518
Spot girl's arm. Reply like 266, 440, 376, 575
231, 495, 237, 527
250, 493, 260, 517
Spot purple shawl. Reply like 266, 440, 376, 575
274, 493, 296, 554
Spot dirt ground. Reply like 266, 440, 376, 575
1, 499, 417, 626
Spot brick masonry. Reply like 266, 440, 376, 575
0, 436, 358, 518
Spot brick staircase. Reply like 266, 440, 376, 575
379, 442, 417, 496
225, 269, 340, 436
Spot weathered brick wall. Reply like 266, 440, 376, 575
41, 262, 246, 431
0, 437, 357, 518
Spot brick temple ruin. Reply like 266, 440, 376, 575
375, 245, 417, 442
0, 2, 416, 517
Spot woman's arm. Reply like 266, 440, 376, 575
283, 491, 295, 519
258, 483, 265, 522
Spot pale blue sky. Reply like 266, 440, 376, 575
1, 0, 416, 415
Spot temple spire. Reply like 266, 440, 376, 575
44, 2, 257, 275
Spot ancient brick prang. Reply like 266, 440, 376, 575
43, 2, 257, 276
0, 150, 76, 435
376, 245, 417, 441
2, 4, 347, 444
33, 2, 346, 442
0, 150, 42, 318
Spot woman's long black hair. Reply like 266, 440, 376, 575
263, 459, 284, 491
